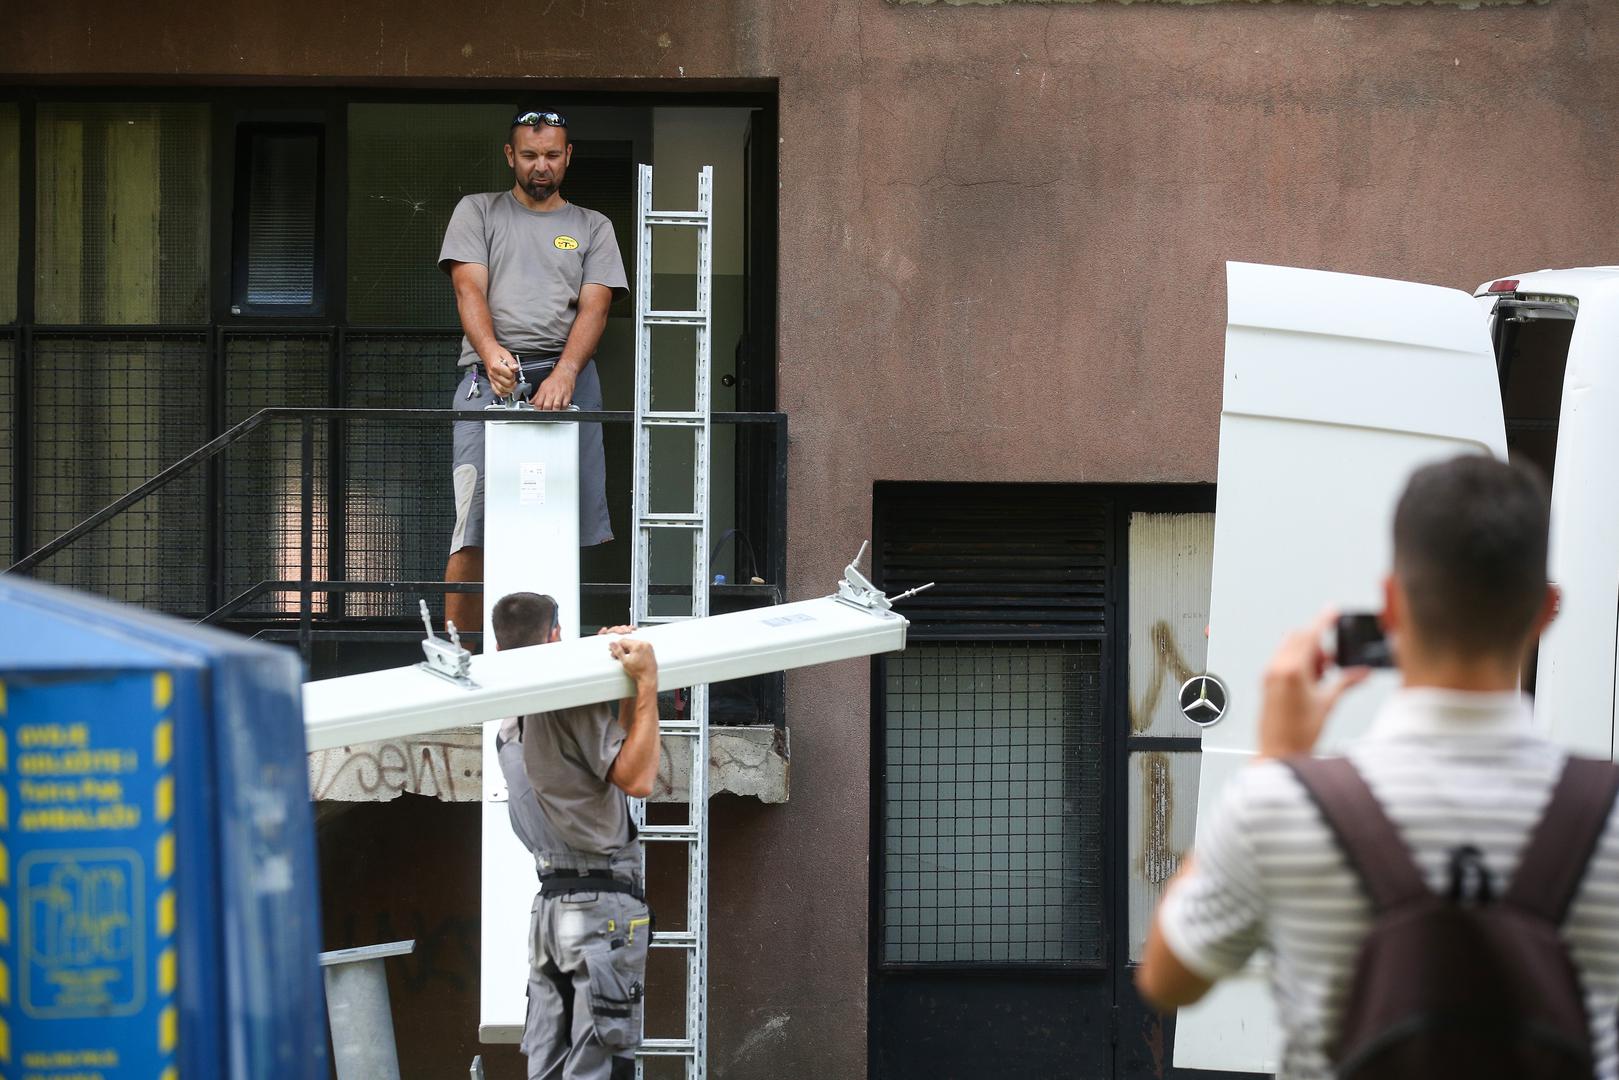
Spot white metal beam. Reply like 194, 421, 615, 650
302, 590, 909, 752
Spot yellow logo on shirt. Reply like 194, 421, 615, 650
554, 235, 579, 250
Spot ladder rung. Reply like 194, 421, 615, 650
641, 412, 705, 427
638, 1039, 697, 1057
639, 514, 703, 528
650, 931, 698, 947
638, 615, 695, 625
640, 825, 699, 842
660, 721, 702, 735
644, 210, 707, 225
644, 311, 705, 325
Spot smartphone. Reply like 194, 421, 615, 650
1335, 612, 1393, 669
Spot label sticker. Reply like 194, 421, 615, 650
762, 613, 816, 628
553, 235, 579, 250
7, 670, 175, 1074
520, 463, 546, 504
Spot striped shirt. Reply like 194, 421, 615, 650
1159, 689, 1619, 1079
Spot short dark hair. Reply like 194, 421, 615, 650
1392, 455, 1550, 658
491, 592, 559, 651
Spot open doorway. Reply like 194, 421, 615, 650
1490, 294, 1576, 694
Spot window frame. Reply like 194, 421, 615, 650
229, 120, 328, 319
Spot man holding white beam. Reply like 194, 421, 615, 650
490, 591, 658, 1080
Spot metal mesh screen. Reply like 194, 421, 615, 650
567, 142, 635, 312
880, 642, 1105, 967
0, 103, 18, 324
345, 103, 512, 327
223, 334, 330, 614
35, 103, 208, 324
28, 334, 208, 611
342, 333, 461, 615
0, 333, 13, 566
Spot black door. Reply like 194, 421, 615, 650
870, 486, 1116, 1078
870, 484, 1239, 1080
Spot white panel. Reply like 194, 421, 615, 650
481, 418, 582, 1042
302, 594, 907, 752
481, 419, 580, 640
1176, 263, 1506, 1072
1128, 513, 1215, 737
1126, 750, 1200, 962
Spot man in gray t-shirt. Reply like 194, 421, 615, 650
492, 591, 659, 1080
437, 109, 629, 633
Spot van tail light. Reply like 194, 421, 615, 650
1488, 279, 1521, 294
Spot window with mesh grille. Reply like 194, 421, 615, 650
0, 104, 17, 325
34, 103, 209, 324
233, 126, 322, 313
28, 334, 208, 613
875, 484, 1111, 968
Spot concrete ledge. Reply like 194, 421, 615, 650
309, 724, 789, 804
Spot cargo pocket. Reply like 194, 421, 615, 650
583, 941, 646, 1053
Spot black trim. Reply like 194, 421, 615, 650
1126, 735, 1201, 753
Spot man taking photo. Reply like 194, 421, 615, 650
1139, 455, 1619, 1079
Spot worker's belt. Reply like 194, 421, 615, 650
539, 868, 644, 901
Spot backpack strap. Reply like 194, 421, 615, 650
1503, 756, 1619, 924
1284, 756, 1431, 912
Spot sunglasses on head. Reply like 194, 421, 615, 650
512, 110, 568, 129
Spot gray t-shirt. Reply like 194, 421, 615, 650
438, 192, 629, 368
519, 702, 637, 861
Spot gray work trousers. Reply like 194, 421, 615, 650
523, 889, 651, 1080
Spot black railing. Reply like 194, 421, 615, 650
7, 406, 790, 724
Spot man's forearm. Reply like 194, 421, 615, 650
613, 678, 661, 796
555, 302, 609, 378
455, 284, 502, 360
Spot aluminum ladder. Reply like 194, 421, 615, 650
630, 162, 714, 1078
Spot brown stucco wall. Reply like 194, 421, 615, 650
9, 1, 1619, 1076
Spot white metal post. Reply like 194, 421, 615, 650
479, 417, 581, 1043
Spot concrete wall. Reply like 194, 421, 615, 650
9, 1, 1619, 1075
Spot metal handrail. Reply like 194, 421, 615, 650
7, 406, 786, 576
201, 578, 782, 625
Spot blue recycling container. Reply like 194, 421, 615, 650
0, 576, 326, 1079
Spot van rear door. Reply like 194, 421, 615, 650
1173, 263, 1507, 1072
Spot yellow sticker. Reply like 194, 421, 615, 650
553, 235, 579, 250
153, 671, 173, 710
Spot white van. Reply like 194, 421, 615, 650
1174, 263, 1619, 1073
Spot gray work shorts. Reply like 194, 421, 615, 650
450, 360, 613, 553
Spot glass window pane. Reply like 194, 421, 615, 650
0, 103, 18, 324
35, 103, 209, 324
240, 130, 320, 308
345, 103, 512, 326
880, 642, 1105, 967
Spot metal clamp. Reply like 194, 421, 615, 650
417, 599, 478, 689
834, 541, 934, 614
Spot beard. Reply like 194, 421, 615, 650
523, 173, 561, 201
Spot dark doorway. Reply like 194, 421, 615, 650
869, 483, 1228, 1080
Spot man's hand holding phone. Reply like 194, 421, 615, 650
1256, 610, 1372, 760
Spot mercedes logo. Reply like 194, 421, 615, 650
1178, 674, 1228, 728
